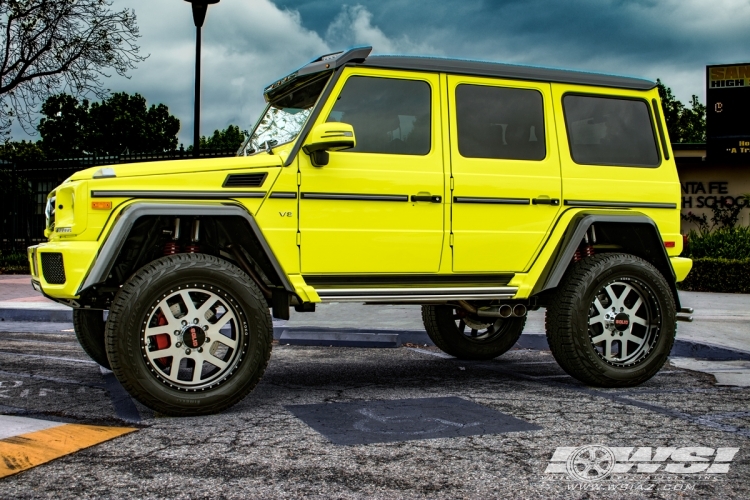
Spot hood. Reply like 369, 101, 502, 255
69, 155, 284, 181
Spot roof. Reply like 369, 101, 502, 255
359, 55, 656, 91
265, 46, 656, 102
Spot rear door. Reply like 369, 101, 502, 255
447, 76, 562, 272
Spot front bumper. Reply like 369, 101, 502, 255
28, 241, 101, 300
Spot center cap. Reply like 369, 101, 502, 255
613, 313, 630, 332
182, 325, 206, 349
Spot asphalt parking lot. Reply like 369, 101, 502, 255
1, 301, 749, 499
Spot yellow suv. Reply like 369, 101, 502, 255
29, 47, 693, 416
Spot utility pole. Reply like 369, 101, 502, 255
184, 1, 220, 158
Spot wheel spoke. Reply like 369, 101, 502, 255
625, 296, 643, 315
212, 308, 236, 332
590, 332, 609, 344
215, 335, 238, 349
206, 356, 228, 370
457, 319, 465, 333
191, 360, 203, 383
605, 339, 614, 359
631, 316, 649, 327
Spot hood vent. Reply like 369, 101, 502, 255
223, 172, 268, 188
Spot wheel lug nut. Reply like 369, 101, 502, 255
181, 320, 188, 326
176, 342, 182, 347
205, 337, 210, 343
203, 326, 209, 331
174, 330, 181, 336
198, 347, 203, 353
185, 348, 192, 354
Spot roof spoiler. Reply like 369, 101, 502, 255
264, 46, 372, 98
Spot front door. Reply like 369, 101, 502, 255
299, 68, 445, 274
448, 76, 562, 272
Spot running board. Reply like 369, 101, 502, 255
316, 287, 518, 303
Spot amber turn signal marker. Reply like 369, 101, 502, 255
664, 241, 675, 248
92, 201, 112, 210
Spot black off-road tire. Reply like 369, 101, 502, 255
422, 305, 526, 360
105, 253, 273, 416
545, 253, 676, 387
73, 309, 110, 369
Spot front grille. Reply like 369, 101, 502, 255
223, 173, 268, 188
41, 253, 66, 284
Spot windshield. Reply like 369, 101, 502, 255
238, 73, 331, 156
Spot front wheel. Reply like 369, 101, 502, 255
545, 253, 676, 387
422, 305, 525, 360
105, 253, 273, 416
73, 309, 110, 369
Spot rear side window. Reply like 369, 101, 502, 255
327, 76, 431, 155
563, 95, 660, 167
456, 85, 546, 161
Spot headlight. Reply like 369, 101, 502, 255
45, 195, 56, 231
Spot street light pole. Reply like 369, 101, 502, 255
184, 1, 220, 158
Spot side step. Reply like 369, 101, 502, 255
315, 287, 518, 303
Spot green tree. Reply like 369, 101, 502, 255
37, 92, 180, 157
0, 139, 45, 162
188, 125, 248, 153
656, 79, 706, 143
0, 0, 146, 136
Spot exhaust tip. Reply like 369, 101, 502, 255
498, 304, 513, 318
512, 304, 527, 317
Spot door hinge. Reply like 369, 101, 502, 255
450, 177, 454, 190
296, 232, 301, 246
449, 233, 454, 246
297, 172, 301, 186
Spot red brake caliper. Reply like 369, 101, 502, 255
152, 310, 172, 369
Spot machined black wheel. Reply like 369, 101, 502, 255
422, 305, 526, 360
73, 309, 110, 369
105, 253, 273, 416
546, 253, 676, 387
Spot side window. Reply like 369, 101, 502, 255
327, 76, 431, 155
456, 84, 546, 161
563, 95, 660, 167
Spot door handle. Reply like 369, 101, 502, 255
532, 197, 560, 206
411, 194, 442, 203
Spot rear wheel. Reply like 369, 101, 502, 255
422, 305, 525, 360
73, 309, 110, 369
105, 253, 273, 416
545, 253, 676, 387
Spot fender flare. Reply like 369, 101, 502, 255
78, 202, 293, 295
533, 212, 680, 309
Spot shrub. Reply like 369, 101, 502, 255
685, 226, 750, 260
0, 250, 29, 274
678, 258, 750, 293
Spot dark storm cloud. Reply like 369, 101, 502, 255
10, 0, 749, 145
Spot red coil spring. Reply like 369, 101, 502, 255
184, 244, 200, 254
163, 241, 180, 255
584, 244, 595, 258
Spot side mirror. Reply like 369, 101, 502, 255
302, 123, 356, 166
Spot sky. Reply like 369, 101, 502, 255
10, 0, 750, 146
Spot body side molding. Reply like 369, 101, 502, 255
79, 202, 293, 294
91, 190, 267, 199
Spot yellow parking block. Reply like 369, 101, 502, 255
0, 423, 136, 478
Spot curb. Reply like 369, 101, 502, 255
0, 307, 72, 323
3, 307, 749, 362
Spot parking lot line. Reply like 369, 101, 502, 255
0, 417, 136, 478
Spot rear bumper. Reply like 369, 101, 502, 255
670, 256, 693, 283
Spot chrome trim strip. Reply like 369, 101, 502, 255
301, 192, 409, 202
564, 200, 677, 209
453, 196, 530, 205
315, 286, 518, 297
269, 192, 298, 199
90, 190, 267, 199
